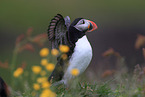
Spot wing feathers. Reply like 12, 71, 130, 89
48, 14, 71, 49
47, 14, 73, 83
64, 16, 71, 31
48, 14, 64, 41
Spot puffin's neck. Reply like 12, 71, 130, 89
68, 27, 85, 45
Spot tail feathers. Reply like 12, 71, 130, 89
0, 77, 9, 97
48, 64, 64, 83
48, 57, 67, 84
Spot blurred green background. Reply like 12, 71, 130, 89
1, 0, 145, 81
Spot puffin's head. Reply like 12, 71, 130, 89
68, 18, 98, 44
69, 18, 98, 33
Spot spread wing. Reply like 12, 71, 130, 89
47, 14, 72, 83
48, 14, 71, 49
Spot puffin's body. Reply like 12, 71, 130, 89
48, 14, 97, 85
63, 35, 92, 84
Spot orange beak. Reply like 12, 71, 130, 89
87, 20, 98, 32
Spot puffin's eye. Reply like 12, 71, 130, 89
82, 20, 85, 24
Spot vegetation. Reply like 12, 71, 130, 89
1, 28, 145, 97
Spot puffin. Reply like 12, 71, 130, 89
48, 14, 97, 86
0, 77, 9, 97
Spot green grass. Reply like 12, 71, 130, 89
10, 65, 145, 97
1, 31, 145, 97
50, 74, 145, 97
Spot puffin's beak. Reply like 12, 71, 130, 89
87, 20, 98, 32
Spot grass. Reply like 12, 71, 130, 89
50, 73, 145, 97
1, 29, 145, 97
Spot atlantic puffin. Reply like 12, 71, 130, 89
48, 14, 97, 86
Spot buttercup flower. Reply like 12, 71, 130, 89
32, 66, 42, 74
33, 83, 40, 90
42, 81, 51, 88
40, 48, 49, 57
61, 54, 68, 60
71, 68, 80, 76
40, 89, 56, 97
41, 59, 48, 66
46, 63, 55, 72
51, 49, 59, 56
13, 67, 23, 77
59, 45, 70, 53
37, 77, 47, 83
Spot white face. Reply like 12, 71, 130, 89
74, 19, 90, 32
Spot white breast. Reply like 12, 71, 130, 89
63, 35, 92, 83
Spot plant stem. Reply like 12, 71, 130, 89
10, 45, 19, 88
10, 37, 31, 88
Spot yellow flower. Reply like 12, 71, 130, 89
33, 83, 40, 90
41, 59, 48, 66
13, 67, 23, 77
61, 54, 68, 60
51, 49, 59, 56
37, 77, 48, 83
40, 48, 49, 57
40, 89, 56, 97
46, 63, 55, 72
59, 45, 70, 53
32, 66, 42, 74
71, 68, 80, 76
42, 81, 51, 88
40, 71, 46, 76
